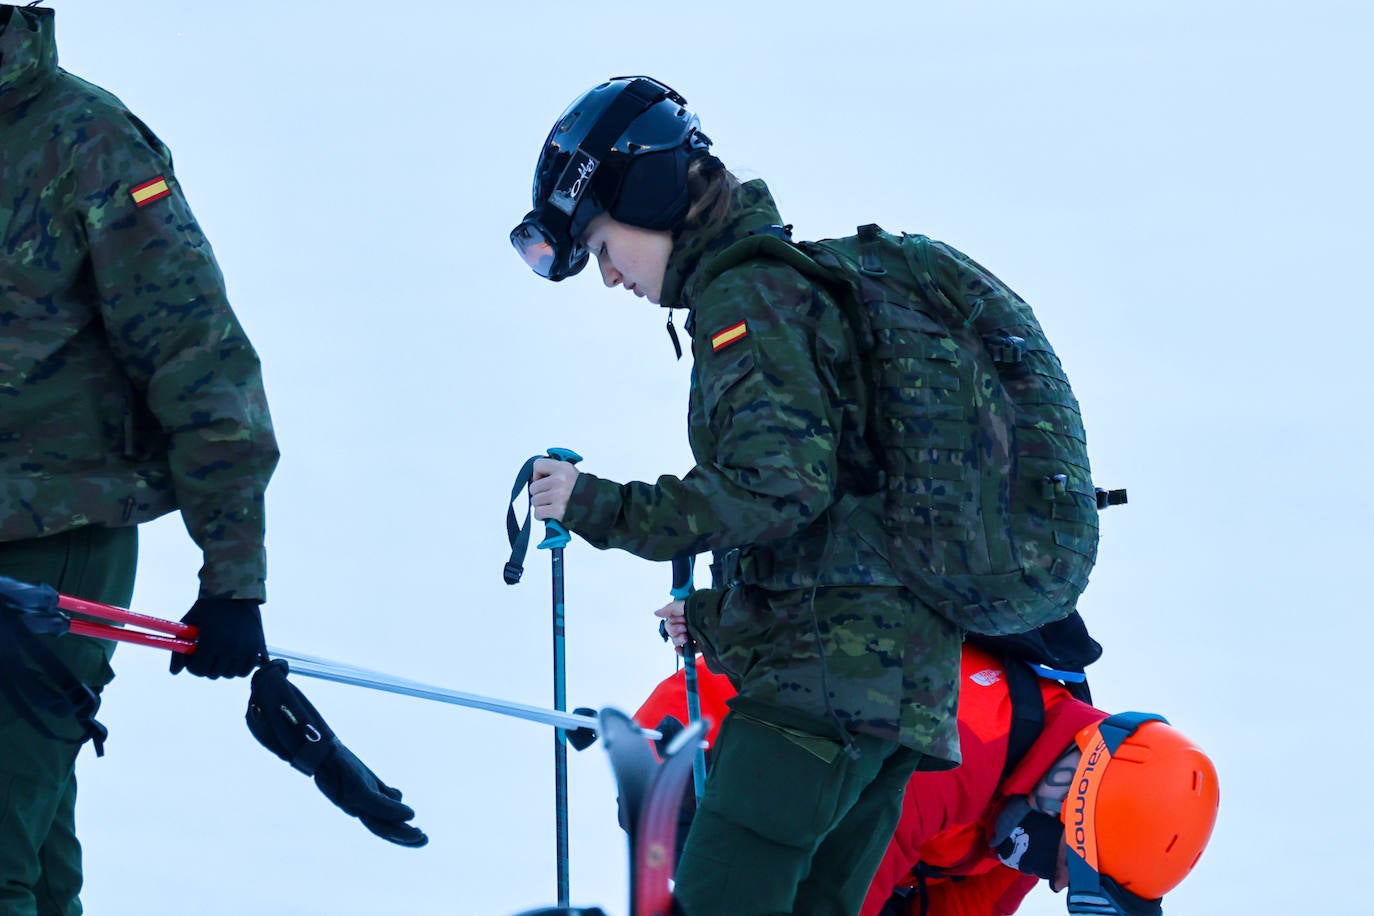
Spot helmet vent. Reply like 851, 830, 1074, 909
1164, 834, 1179, 853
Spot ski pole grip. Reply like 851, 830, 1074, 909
545, 447, 582, 465
537, 447, 583, 550
670, 555, 695, 600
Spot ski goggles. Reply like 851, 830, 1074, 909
1064, 711, 1167, 916
510, 197, 597, 282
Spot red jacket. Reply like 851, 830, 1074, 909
632, 647, 1106, 916
633, 657, 735, 751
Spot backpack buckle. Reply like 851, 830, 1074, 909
985, 334, 1027, 365
856, 224, 887, 276
1095, 487, 1128, 509
713, 549, 744, 589
1041, 474, 1068, 500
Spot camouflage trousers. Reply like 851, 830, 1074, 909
673, 709, 922, 916
0, 526, 136, 916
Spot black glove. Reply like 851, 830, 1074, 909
171, 598, 265, 678
247, 659, 427, 847
315, 741, 428, 847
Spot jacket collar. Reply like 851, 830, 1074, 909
0, 4, 57, 116
659, 178, 786, 313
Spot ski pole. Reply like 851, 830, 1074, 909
670, 556, 708, 801
265, 647, 657, 739
0, 575, 661, 740
536, 446, 581, 908
503, 446, 583, 908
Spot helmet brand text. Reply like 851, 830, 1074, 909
1070, 739, 1106, 857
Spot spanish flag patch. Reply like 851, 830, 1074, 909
130, 176, 171, 207
711, 320, 748, 352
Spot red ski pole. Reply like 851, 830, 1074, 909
0, 574, 197, 653
58, 593, 198, 653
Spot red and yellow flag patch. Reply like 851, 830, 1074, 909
130, 176, 171, 207
711, 320, 748, 352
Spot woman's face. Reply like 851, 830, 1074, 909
583, 212, 674, 304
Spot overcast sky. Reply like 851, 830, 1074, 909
26, 1, 1373, 914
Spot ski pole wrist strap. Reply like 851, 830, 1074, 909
504, 448, 583, 584
504, 455, 541, 584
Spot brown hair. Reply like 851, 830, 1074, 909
682, 155, 741, 236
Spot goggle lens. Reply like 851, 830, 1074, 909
511, 221, 558, 278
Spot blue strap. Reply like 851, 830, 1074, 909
1097, 710, 1169, 754
1026, 660, 1089, 684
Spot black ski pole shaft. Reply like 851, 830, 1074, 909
538, 446, 581, 907
670, 556, 708, 800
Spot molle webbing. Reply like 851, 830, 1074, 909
699, 225, 1100, 637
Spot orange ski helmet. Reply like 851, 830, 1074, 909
1062, 712, 1219, 915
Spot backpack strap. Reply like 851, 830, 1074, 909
1000, 654, 1047, 782
694, 226, 839, 292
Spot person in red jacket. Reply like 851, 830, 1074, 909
635, 642, 1219, 916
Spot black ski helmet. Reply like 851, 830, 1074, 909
511, 76, 711, 281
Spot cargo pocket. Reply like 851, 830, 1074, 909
700, 712, 846, 849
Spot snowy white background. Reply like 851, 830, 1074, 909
31, 1, 1373, 913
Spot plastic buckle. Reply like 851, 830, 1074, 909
718, 548, 743, 588
1041, 474, 1068, 500
985, 333, 1027, 365
857, 223, 887, 276
1095, 487, 1128, 509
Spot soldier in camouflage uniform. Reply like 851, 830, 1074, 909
512, 77, 962, 916
0, 5, 279, 912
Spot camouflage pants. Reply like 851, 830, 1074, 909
0, 526, 136, 916
672, 709, 921, 916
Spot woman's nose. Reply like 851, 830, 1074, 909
597, 255, 621, 288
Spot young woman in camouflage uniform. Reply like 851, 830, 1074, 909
512, 76, 963, 916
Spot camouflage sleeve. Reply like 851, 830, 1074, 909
74, 109, 279, 600
564, 261, 848, 560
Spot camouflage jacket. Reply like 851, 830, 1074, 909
563, 180, 961, 760
0, 6, 278, 600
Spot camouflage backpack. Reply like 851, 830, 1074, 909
705, 224, 1122, 637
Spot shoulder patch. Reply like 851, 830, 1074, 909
130, 176, 171, 207
710, 320, 748, 352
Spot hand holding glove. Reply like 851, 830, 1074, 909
170, 597, 265, 678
